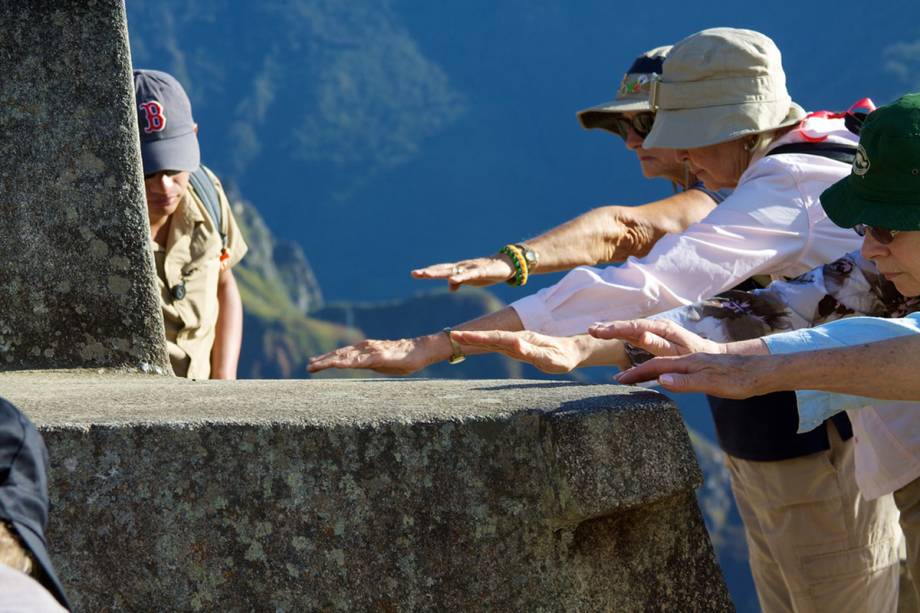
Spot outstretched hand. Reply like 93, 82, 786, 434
614, 353, 774, 399
588, 318, 724, 357
449, 330, 584, 374
307, 335, 445, 376
411, 255, 514, 291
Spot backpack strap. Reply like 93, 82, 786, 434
765, 142, 856, 165
188, 165, 227, 248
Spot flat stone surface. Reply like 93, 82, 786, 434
0, 1, 168, 371
2, 373, 731, 611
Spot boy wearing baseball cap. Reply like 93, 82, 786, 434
134, 69, 248, 380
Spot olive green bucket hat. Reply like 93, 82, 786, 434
821, 93, 920, 230
643, 27, 806, 149
576, 45, 671, 130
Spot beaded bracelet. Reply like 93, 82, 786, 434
512, 244, 529, 286
500, 244, 528, 286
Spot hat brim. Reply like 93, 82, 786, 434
576, 99, 652, 130
643, 101, 807, 149
140, 130, 200, 175
821, 176, 920, 231
13, 522, 70, 610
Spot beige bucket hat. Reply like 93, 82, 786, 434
642, 28, 806, 149
576, 45, 672, 130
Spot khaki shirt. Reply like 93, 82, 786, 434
152, 169, 247, 379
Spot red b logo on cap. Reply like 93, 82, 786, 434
139, 101, 167, 134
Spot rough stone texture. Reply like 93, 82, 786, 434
0, 1, 169, 372
2, 372, 733, 611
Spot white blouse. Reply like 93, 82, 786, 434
511, 114, 863, 336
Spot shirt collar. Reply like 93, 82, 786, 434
164, 190, 204, 251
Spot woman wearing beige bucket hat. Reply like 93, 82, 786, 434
308, 27, 899, 610
410, 45, 725, 291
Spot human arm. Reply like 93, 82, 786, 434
307, 305, 526, 375
210, 268, 243, 379
612, 315, 920, 401
447, 330, 629, 373
607, 249, 903, 362
511, 159, 863, 336
411, 189, 717, 290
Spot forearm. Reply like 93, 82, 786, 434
526, 190, 716, 272
722, 338, 770, 356
415, 306, 527, 363
525, 206, 632, 272
755, 336, 920, 400
211, 271, 243, 379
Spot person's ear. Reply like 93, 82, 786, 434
193, 123, 199, 136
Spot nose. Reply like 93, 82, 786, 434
625, 127, 644, 150
146, 172, 175, 194
676, 149, 691, 163
859, 232, 888, 261
157, 173, 175, 190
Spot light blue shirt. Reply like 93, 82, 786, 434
763, 313, 920, 433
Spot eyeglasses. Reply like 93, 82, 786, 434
854, 223, 900, 245
601, 112, 656, 140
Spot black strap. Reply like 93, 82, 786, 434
765, 142, 856, 165
188, 165, 227, 248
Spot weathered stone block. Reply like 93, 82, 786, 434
3, 373, 732, 611
0, 1, 168, 371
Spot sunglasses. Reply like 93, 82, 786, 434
601, 112, 656, 140
854, 223, 900, 245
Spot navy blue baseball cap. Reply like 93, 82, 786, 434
0, 398, 70, 609
134, 69, 200, 175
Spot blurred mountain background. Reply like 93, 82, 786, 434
126, 3, 920, 609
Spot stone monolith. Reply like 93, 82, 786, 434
0, 1, 169, 372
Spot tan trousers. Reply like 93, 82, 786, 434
726, 423, 902, 613
896, 477, 920, 610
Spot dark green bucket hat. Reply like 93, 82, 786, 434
821, 93, 920, 230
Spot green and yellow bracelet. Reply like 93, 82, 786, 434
500, 244, 528, 286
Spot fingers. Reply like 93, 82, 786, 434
590, 318, 710, 356
412, 261, 479, 286
656, 372, 706, 393
307, 340, 401, 373
412, 258, 512, 288
614, 356, 692, 385
655, 370, 744, 396
452, 330, 574, 374
589, 320, 676, 356
633, 331, 681, 357
590, 318, 679, 342
307, 345, 377, 373
613, 355, 750, 397
411, 262, 458, 279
